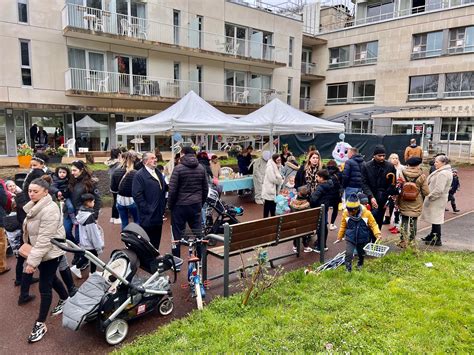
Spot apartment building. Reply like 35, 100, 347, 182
301, 0, 474, 153
0, 0, 303, 156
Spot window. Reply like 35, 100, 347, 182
18, 0, 28, 23
445, 72, 474, 97
288, 37, 294, 67
67, 48, 107, 91
408, 75, 438, 100
448, 26, 474, 54
412, 31, 443, 58
329, 46, 349, 68
173, 10, 180, 45
353, 80, 375, 102
19, 40, 32, 86
354, 41, 378, 65
173, 62, 180, 81
327, 83, 348, 104
441, 117, 473, 141
287, 78, 292, 105
366, 0, 394, 22
351, 120, 371, 133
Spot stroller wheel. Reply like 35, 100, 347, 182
158, 298, 174, 316
105, 319, 128, 345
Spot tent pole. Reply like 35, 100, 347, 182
171, 133, 175, 172
277, 135, 280, 153
269, 128, 273, 153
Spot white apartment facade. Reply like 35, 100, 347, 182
301, 0, 474, 154
0, 0, 303, 156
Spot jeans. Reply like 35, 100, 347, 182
263, 200, 276, 218
345, 241, 366, 271
65, 198, 75, 215
171, 203, 202, 258
63, 215, 79, 244
117, 203, 140, 230
37, 257, 68, 323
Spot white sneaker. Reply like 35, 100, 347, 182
70, 266, 82, 279
109, 217, 114, 224
329, 224, 337, 231
303, 247, 313, 253
113, 218, 122, 225
28, 322, 47, 343
292, 246, 297, 253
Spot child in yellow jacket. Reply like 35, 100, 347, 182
337, 194, 381, 272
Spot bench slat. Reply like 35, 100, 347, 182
280, 208, 320, 222
230, 234, 276, 252
230, 224, 279, 243
229, 215, 281, 235
280, 217, 318, 231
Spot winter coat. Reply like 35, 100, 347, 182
310, 180, 337, 209
22, 194, 65, 268
0, 182, 7, 227
262, 159, 283, 201
397, 166, 429, 217
420, 164, 453, 225
404, 145, 423, 162
342, 154, 364, 188
361, 159, 397, 204
111, 168, 137, 197
281, 160, 300, 184
198, 158, 213, 181
76, 206, 104, 252
252, 157, 268, 203
168, 154, 209, 209
50, 174, 69, 199
294, 164, 319, 193
449, 175, 460, 195
132, 166, 167, 227
237, 153, 252, 175
105, 158, 121, 178
210, 160, 221, 179
327, 165, 342, 203
337, 206, 380, 244
68, 176, 101, 218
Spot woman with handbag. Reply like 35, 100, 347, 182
22, 178, 69, 343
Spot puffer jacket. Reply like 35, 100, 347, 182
111, 168, 137, 197
342, 154, 364, 188
262, 159, 283, 201
76, 206, 104, 252
23, 194, 65, 268
168, 154, 209, 209
397, 166, 429, 217
337, 206, 381, 243
68, 176, 101, 218
310, 180, 337, 208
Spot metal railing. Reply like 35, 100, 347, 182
444, 90, 474, 98
301, 62, 317, 75
352, 96, 375, 103
327, 97, 348, 104
407, 92, 438, 100
61, 4, 286, 62
447, 44, 474, 54
226, 0, 303, 21
411, 47, 443, 59
65, 68, 285, 105
328, 60, 350, 69
353, 57, 378, 65
299, 98, 321, 111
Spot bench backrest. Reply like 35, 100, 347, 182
227, 208, 321, 252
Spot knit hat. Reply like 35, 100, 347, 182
182, 146, 196, 155
452, 168, 458, 173
406, 157, 422, 166
373, 145, 386, 156
346, 193, 360, 209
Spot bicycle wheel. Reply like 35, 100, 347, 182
194, 277, 203, 310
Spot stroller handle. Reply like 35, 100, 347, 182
51, 238, 85, 255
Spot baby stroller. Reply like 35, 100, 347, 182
204, 187, 243, 242
51, 223, 183, 345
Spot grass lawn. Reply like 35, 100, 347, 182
119, 251, 474, 353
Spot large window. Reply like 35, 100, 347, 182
327, 83, 348, 104
68, 48, 106, 91
448, 26, 474, 54
412, 31, 443, 58
354, 41, 378, 65
445, 72, 474, 98
408, 75, 438, 100
18, 0, 28, 23
173, 10, 180, 45
441, 117, 473, 141
366, 0, 394, 22
329, 46, 349, 68
353, 80, 375, 102
19, 39, 32, 86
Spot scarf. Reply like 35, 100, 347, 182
305, 164, 319, 193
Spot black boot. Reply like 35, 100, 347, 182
60, 268, 77, 297
383, 216, 391, 225
421, 233, 433, 242
433, 233, 442, 246
452, 203, 460, 213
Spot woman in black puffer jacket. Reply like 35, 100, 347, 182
110, 151, 139, 230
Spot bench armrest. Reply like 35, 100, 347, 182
207, 234, 225, 243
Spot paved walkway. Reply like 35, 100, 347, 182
1, 166, 473, 353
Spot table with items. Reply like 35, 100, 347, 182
218, 175, 254, 193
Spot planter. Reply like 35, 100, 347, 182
17, 155, 32, 168
48, 156, 62, 164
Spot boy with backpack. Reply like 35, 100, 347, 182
396, 157, 430, 248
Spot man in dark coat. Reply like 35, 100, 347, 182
342, 147, 364, 198
361, 145, 397, 230
29, 124, 38, 144
0, 182, 10, 274
132, 152, 167, 250
168, 146, 209, 259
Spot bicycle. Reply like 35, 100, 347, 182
172, 231, 208, 310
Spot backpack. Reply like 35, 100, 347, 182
401, 173, 420, 201
0, 179, 13, 213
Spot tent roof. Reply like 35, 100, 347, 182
237, 98, 344, 134
76, 115, 108, 129
116, 91, 257, 135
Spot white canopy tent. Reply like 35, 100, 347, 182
75, 115, 108, 130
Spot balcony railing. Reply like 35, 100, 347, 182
408, 92, 438, 100
352, 96, 375, 103
328, 59, 350, 69
411, 47, 443, 59
301, 62, 317, 75
447, 44, 474, 54
327, 97, 348, 104
61, 4, 286, 63
299, 98, 321, 111
444, 90, 474, 98
353, 57, 378, 65
65, 68, 284, 105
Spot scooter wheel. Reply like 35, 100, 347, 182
158, 297, 174, 316
105, 318, 128, 345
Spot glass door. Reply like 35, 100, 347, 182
250, 30, 263, 59
116, 55, 131, 94
0, 113, 7, 155
14, 111, 27, 145
225, 70, 246, 102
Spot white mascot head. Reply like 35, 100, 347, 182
332, 141, 352, 165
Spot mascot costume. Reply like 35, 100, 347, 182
252, 150, 271, 204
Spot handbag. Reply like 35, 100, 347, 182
18, 243, 32, 258
3, 214, 20, 232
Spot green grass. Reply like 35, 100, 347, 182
119, 251, 474, 353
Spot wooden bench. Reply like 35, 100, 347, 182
202, 207, 325, 297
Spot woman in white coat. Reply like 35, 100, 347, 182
420, 155, 453, 246
262, 154, 283, 218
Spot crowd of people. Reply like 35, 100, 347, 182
0, 138, 462, 343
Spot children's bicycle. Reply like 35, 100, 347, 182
173, 231, 209, 310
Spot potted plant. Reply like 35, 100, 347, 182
17, 143, 33, 168
45, 146, 67, 163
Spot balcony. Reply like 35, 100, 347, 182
407, 92, 438, 100
61, 4, 286, 68
65, 68, 285, 107
301, 62, 325, 81
299, 98, 324, 114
